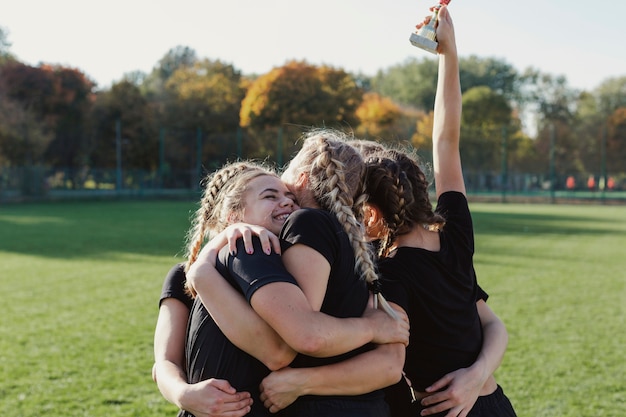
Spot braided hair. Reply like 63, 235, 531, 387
290, 129, 398, 318
183, 161, 275, 294
364, 148, 446, 258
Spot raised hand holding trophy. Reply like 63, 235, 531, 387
409, 0, 451, 54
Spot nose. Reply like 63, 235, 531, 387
281, 195, 297, 208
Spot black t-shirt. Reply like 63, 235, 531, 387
380, 192, 488, 407
159, 263, 193, 310
277, 208, 387, 415
184, 237, 298, 417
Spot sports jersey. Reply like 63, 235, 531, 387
277, 208, 389, 417
184, 237, 298, 417
380, 192, 489, 415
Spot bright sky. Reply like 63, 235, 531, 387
2, 0, 625, 92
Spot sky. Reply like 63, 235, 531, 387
2, 0, 625, 92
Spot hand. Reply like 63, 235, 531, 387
363, 304, 410, 346
414, 5, 456, 55
178, 378, 252, 417
223, 223, 281, 256
259, 367, 306, 413
434, 5, 456, 54
420, 366, 488, 417
186, 223, 281, 294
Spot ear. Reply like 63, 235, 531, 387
364, 203, 381, 227
295, 172, 308, 189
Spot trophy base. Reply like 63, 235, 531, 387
409, 32, 438, 54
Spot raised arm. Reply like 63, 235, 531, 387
431, 4, 464, 198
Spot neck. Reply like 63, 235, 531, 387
299, 190, 320, 209
392, 224, 440, 252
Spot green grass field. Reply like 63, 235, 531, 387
1, 199, 624, 417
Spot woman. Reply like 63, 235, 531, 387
153, 161, 291, 417
186, 131, 408, 417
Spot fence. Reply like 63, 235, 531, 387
2, 164, 624, 205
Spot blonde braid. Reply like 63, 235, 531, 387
306, 132, 399, 319
183, 161, 273, 296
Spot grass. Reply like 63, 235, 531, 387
0, 199, 624, 416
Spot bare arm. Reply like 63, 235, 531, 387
187, 235, 297, 371
249, 242, 409, 357
258, 301, 408, 413
260, 342, 405, 412
153, 298, 190, 405
153, 298, 252, 417
188, 226, 409, 360
431, 5, 464, 198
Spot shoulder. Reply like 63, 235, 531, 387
282, 208, 340, 239
162, 263, 186, 288
437, 191, 468, 209
286, 208, 336, 224
159, 263, 192, 310
436, 191, 471, 222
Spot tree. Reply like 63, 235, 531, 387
163, 59, 246, 172
607, 107, 626, 173
0, 62, 95, 177
461, 86, 512, 172
141, 45, 198, 100
411, 110, 434, 154
373, 56, 522, 113
240, 60, 363, 130
165, 59, 243, 132
0, 91, 52, 167
519, 68, 577, 128
156, 45, 198, 80
593, 76, 626, 116
355, 92, 402, 140
372, 57, 438, 110
459, 56, 519, 102
90, 80, 157, 173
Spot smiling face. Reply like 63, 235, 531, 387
238, 174, 299, 235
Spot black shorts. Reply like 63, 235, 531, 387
391, 385, 517, 417
467, 385, 517, 417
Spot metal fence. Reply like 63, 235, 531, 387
2, 165, 624, 205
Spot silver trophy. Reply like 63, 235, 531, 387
409, 0, 451, 54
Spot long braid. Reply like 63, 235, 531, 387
302, 131, 399, 319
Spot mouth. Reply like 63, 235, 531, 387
273, 212, 292, 221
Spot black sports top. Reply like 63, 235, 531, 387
275, 208, 386, 414
380, 192, 488, 392
159, 263, 193, 310
184, 237, 298, 417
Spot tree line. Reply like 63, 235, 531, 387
1, 26, 625, 194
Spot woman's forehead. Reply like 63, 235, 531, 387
248, 174, 287, 191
